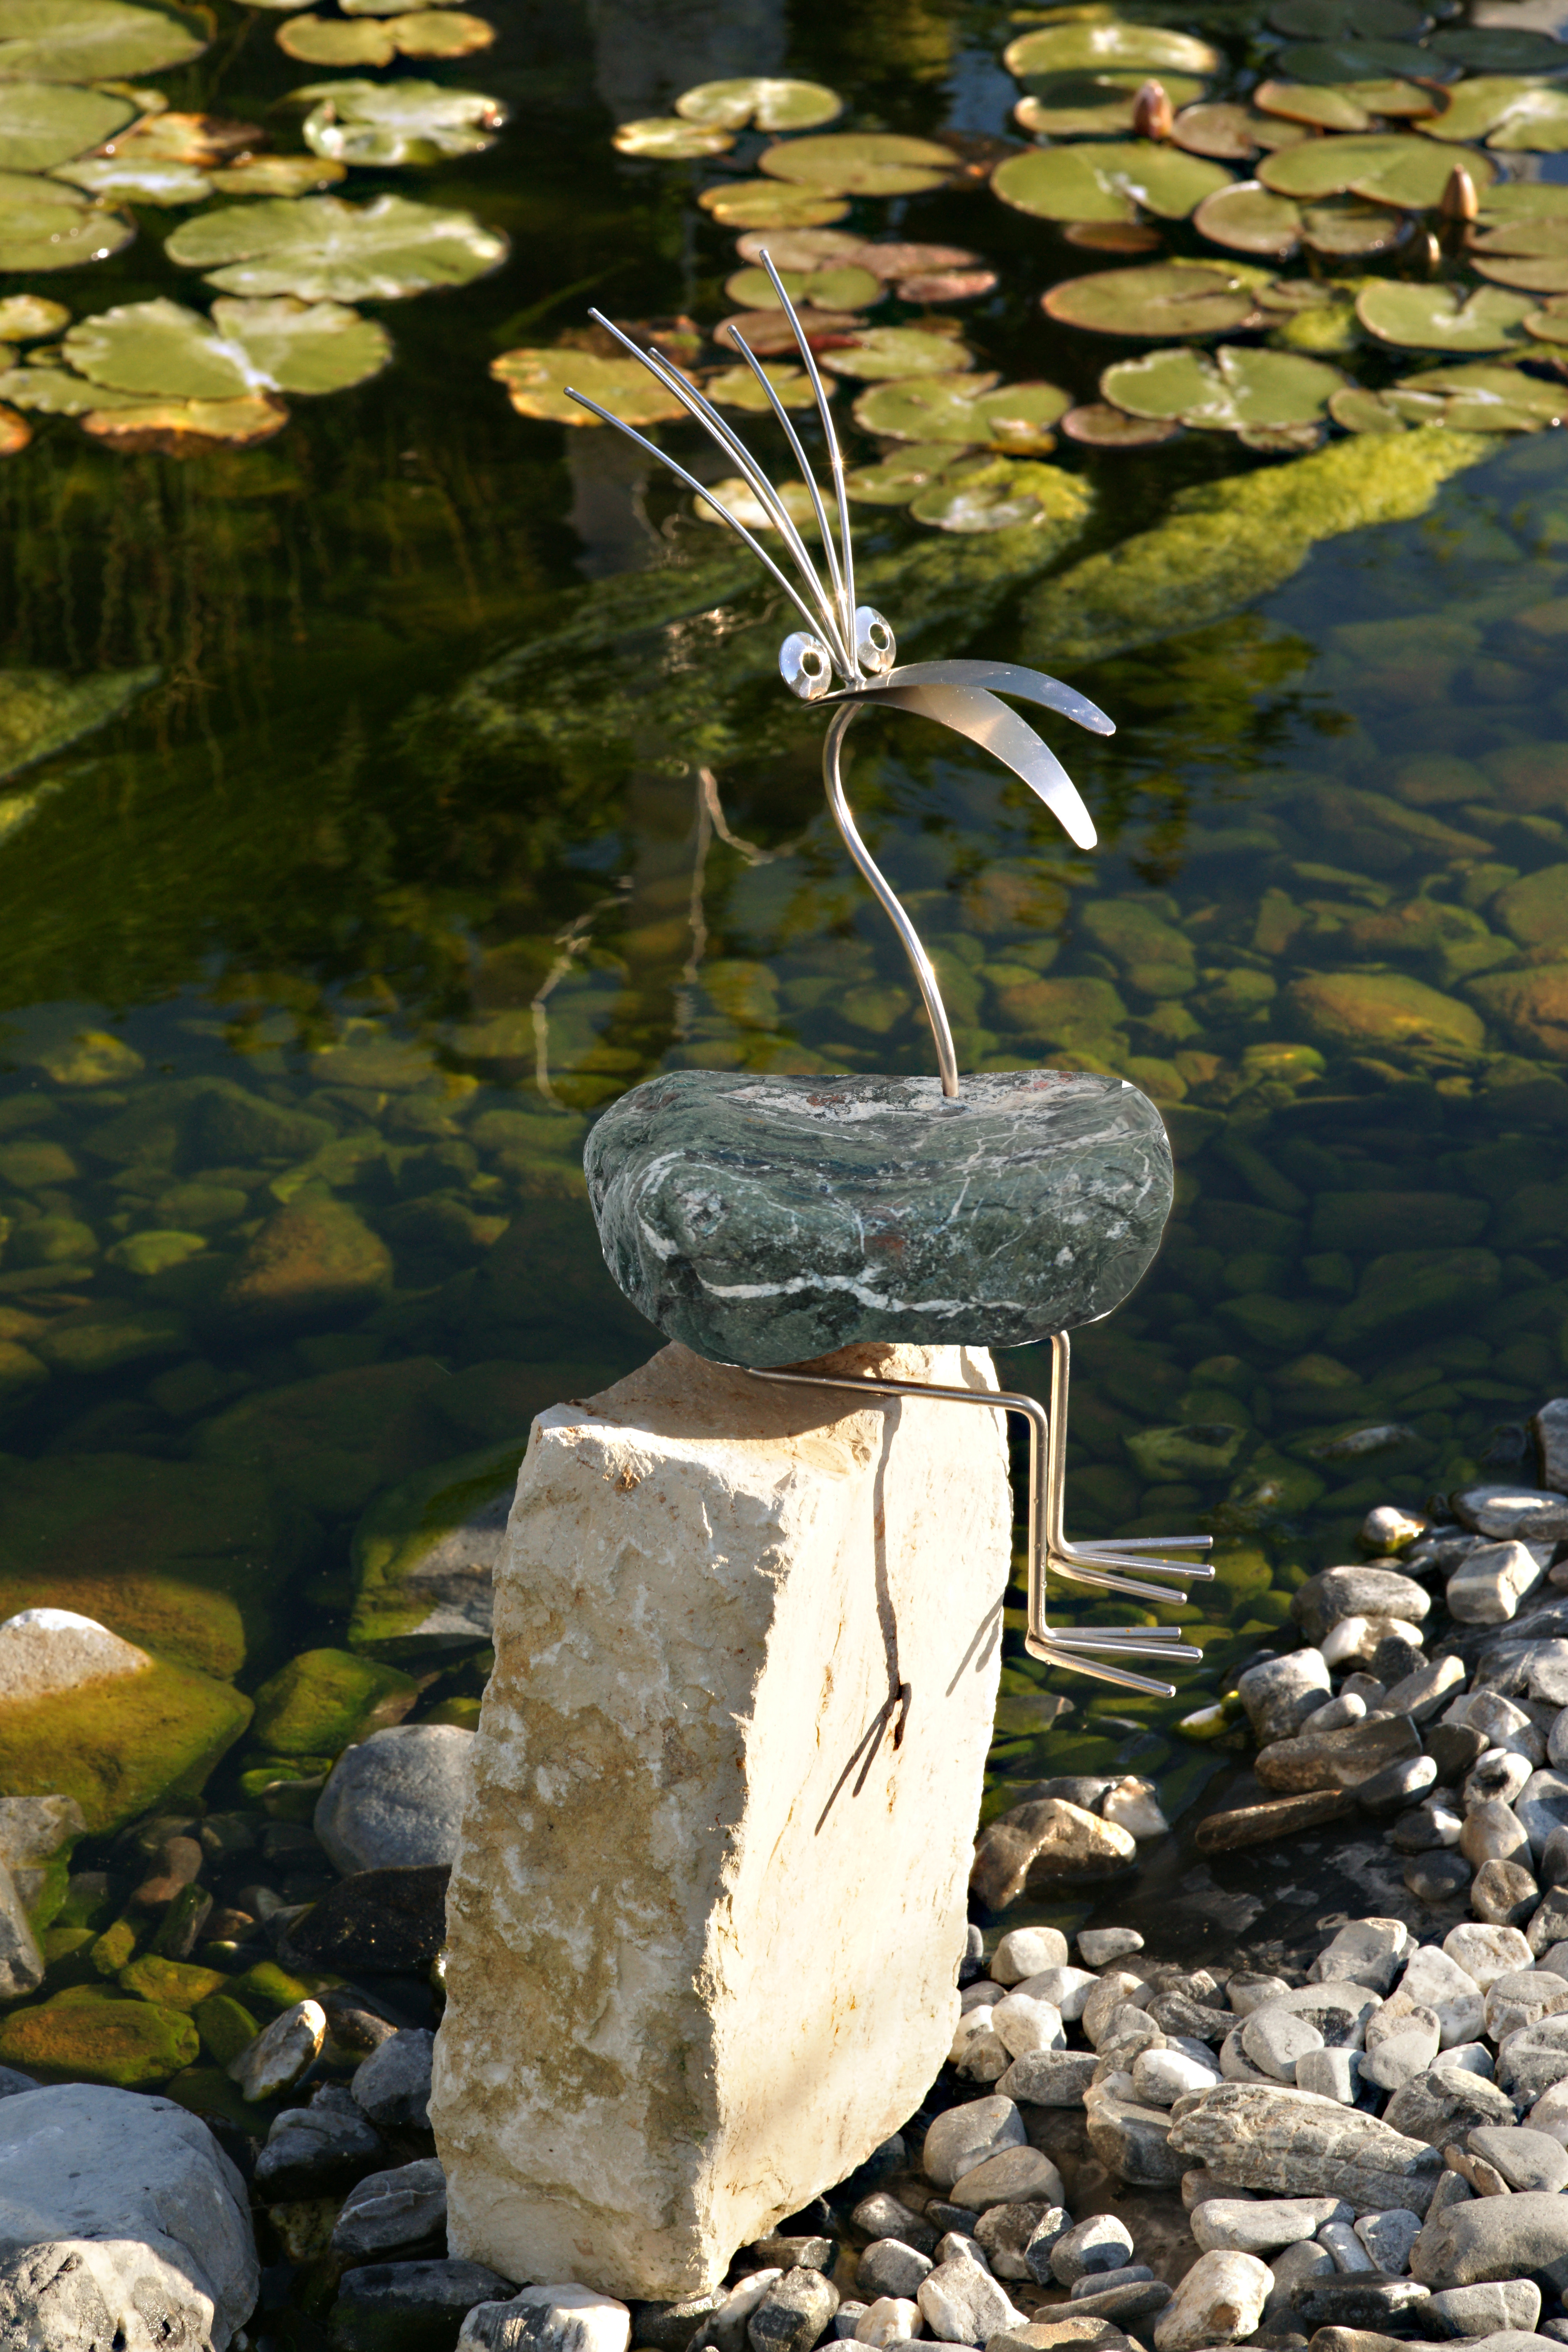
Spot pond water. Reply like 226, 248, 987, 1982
6, 0, 1568, 2213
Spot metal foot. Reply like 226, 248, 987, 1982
739, 1347, 1206, 1698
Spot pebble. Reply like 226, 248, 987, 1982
1290, 2277, 1434, 2330
1191, 2197, 1347, 2254
1312, 1917, 1412, 1991
228, 1995, 325, 2101
1296, 2048, 1359, 2104
1410, 2189, 1568, 2288
1465, 1752, 1535, 1810
1070, 2264, 1154, 2299
922, 2096, 1025, 2189
1442, 1923, 1533, 1989
1386, 2063, 1517, 2139
1362, 2002, 1442, 2091
1152, 2248, 1271, 2351
313, 1723, 474, 1874
0, 1608, 151, 1701
1386, 1656, 1468, 1722
352, 2027, 434, 2128
1354, 2209, 1423, 2273
916, 2254, 1022, 2345
748, 2270, 841, 2352
254, 2082, 385, 2200
1449, 1540, 1549, 1624
853, 2197, 935, 2256
991, 1927, 1068, 1984
458, 2284, 632, 2352
331, 2157, 448, 2261
1318, 2221, 1377, 2273
1466, 2124, 1568, 2193
973, 2201, 1068, 2283
997, 2049, 1097, 2105
1468, 1859, 1540, 1927
1078, 1929, 1144, 1966
1069, 2278, 1172, 2323
952, 2145, 1063, 2210
856, 2242, 931, 2300
1015, 1966, 1097, 2020
1052, 2214, 1136, 2284
1426, 2282, 1544, 2337
1407, 1853, 1474, 1903
1482, 1967, 1568, 2040
1461, 1801, 1533, 1869
990, 1994, 1065, 2059
853, 2297, 919, 2347
1133, 2048, 1220, 2106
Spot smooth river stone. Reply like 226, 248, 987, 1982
584, 1069, 1172, 1368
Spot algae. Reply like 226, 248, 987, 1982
0, 1657, 252, 1833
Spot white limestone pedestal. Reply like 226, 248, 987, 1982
431, 1339, 1013, 2298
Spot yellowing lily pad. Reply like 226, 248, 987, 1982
1259, 129, 1492, 205
758, 132, 955, 197
0, 81, 134, 171
208, 157, 347, 196
1102, 340, 1345, 430
0, 296, 68, 339
0, 0, 207, 79
1356, 278, 1535, 348
1043, 259, 1265, 336
817, 326, 974, 379
0, 400, 27, 454
993, 138, 1232, 224
80, 392, 288, 453
611, 117, 733, 158
696, 179, 848, 229
1004, 21, 1219, 77
492, 345, 693, 427
1062, 400, 1181, 444
52, 155, 212, 203
0, 172, 133, 271
702, 360, 822, 411
279, 16, 397, 61
166, 193, 508, 300
724, 262, 881, 312
1015, 68, 1206, 137
63, 294, 391, 398
845, 441, 957, 502
732, 227, 863, 270
1253, 75, 1433, 126
297, 80, 506, 165
378, 9, 492, 54
694, 476, 820, 531
900, 266, 997, 301
907, 454, 1076, 532
675, 78, 842, 131
1419, 77, 1568, 149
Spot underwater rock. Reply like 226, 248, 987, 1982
433, 1339, 1010, 2297
315, 1724, 474, 1874
194, 1359, 454, 1516
1286, 971, 1486, 1055
1326, 1251, 1502, 1350
348, 1440, 528, 1655
1468, 963, 1568, 1059
221, 1193, 392, 1330
0, 1998, 200, 2088
290, 1865, 450, 1974
250, 1649, 418, 1759
585, 1071, 1172, 1367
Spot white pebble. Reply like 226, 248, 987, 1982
1318, 2221, 1376, 2273
1078, 1928, 1144, 1966
855, 2300, 922, 2346
990, 1928, 1068, 1986
989, 1993, 1064, 2059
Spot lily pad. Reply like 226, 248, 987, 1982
1172, 100, 1309, 157
0, 360, 150, 411
1253, 75, 1433, 126
165, 193, 508, 300
1474, 252, 1568, 294
1356, 278, 1534, 349
715, 305, 863, 355
1330, 383, 1405, 430
1419, 77, 1568, 149
1062, 400, 1181, 444
1043, 259, 1265, 336
1259, 129, 1492, 205
1004, 22, 1220, 77
899, 266, 997, 301
1015, 68, 1206, 137
105, 112, 263, 164
817, 325, 975, 379
0, 297, 67, 339
1428, 25, 1568, 70
340, 0, 476, 13
849, 373, 1070, 448
80, 393, 288, 453
993, 139, 1232, 223
491, 345, 693, 427
52, 156, 212, 204
696, 179, 848, 229
1478, 183, 1568, 221
732, 227, 863, 269
694, 476, 819, 531
702, 360, 822, 411
611, 117, 733, 159
1267, 0, 1424, 37
1275, 40, 1446, 80
674, 78, 842, 131
0, 81, 133, 171
297, 80, 506, 165
0, 173, 133, 271
208, 157, 347, 196
63, 295, 391, 398
1526, 295, 1568, 345
0, 0, 207, 79
847, 238, 985, 282
724, 262, 881, 312
758, 132, 955, 197
845, 441, 957, 502
1063, 219, 1163, 250
1337, 360, 1568, 428
1193, 179, 1303, 254
282, 9, 492, 59
907, 454, 1076, 532
1102, 340, 1345, 431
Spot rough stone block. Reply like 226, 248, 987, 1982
433, 1341, 1012, 2299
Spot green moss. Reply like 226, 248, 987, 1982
221, 1193, 392, 1330
193, 1991, 259, 2064
194, 1358, 454, 1517
1469, 961, 1568, 1058
89, 1918, 138, 1976
118, 1955, 228, 2011
1286, 970, 1486, 1055
251, 1648, 418, 1757
230, 1958, 332, 2013
349, 1438, 530, 1651
0, 1657, 252, 1833
1020, 427, 1493, 668
0, 1996, 198, 2085
164, 2063, 279, 2130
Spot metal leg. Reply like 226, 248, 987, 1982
740, 1358, 1203, 1698
1045, 1333, 1215, 1581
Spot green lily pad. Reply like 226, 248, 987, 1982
1171, 100, 1309, 157
724, 262, 881, 312
694, 476, 820, 532
0, 172, 133, 271
1274, 39, 1444, 80
0, 81, 133, 170
1004, 22, 1220, 77
907, 454, 1076, 533
758, 132, 955, 196
339, 0, 475, 12
845, 441, 957, 502
283, 8, 492, 59
1043, 259, 1265, 336
1473, 252, 1568, 294
817, 325, 974, 379
1479, 183, 1568, 221
379, 9, 491, 52
1267, 0, 1424, 37
1102, 340, 1345, 430
1193, 179, 1302, 254
0, 359, 151, 411
696, 179, 848, 229
1260, 128, 1491, 204
297, 80, 506, 165
0, 296, 67, 339
0, 0, 206, 79
674, 78, 842, 131
1526, 295, 1568, 345
1015, 68, 1206, 137
1419, 76, 1568, 149
611, 117, 733, 159
63, 295, 391, 398
1330, 383, 1405, 429
1062, 399, 1181, 444
849, 372, 1069, 447
1356, 278, 1535, 348
703, 360, 822, 411
52, 156, 212, 203
1473, 215, 1568, 257
208, 157, 346, 196
166, 193, 508, 300
993, 139, 1232, 224
1253, 74, 1433, 125
492, 345, 692, 426
1337, 360, 1568, 428
1428, 25, 1568, 70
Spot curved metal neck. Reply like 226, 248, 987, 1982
823, 700, 960, 1099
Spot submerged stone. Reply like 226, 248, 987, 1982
250, 1649, 418, 1759
348, 1441, 528, 1656
585, 1071, 1171, 1367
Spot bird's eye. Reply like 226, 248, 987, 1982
780, 632, 833, 701
854, 607, 896, 676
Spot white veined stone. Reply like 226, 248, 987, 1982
989, 1993, 1065, 2059
854, 2298, 922, 2346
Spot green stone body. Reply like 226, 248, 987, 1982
584, 1069, 1172, 1367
